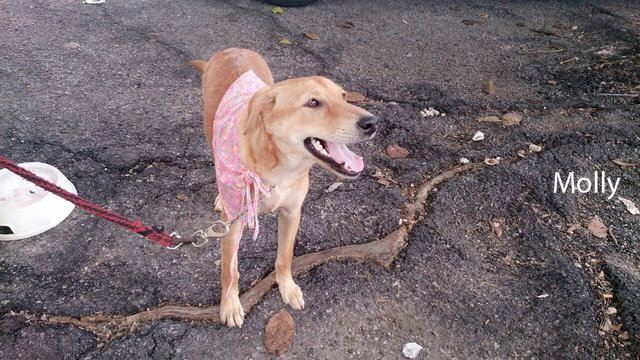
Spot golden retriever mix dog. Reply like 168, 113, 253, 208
190, 48, 378, 327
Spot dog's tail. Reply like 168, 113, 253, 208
189, 60, 206, 75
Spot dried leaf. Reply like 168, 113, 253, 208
612, 159, 637, 168
619, 331, 629, 340
477, 116, 501, 123
344, 91, 365, 103
271, 6, 284, 14
149, 32, 165, 36
501, 112, 522, 126
338, 21, 354, 29
483, 79, 496, 94
304, 32, 320, 40
265, 309, 295, 356
587, 216, 608, 238
618, 197, 639, 215
386, 144, 409, 158
601, 293, 613, 299
278, 39, 292, 45
176, 194, 189, 201
490, 218, 504, 237
372, 170, 396, 188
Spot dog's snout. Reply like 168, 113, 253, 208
357, 115, 378, 135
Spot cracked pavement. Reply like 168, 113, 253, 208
1, 0, 639, 359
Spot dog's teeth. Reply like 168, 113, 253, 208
320, 148, 329, 156
312, 141, 322, 151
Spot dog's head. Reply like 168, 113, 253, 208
244, 76, 377, 178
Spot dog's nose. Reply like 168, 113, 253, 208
357, 115, 378, 135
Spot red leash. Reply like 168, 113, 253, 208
0, 155, 180, 248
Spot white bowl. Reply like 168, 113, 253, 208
0, 162, 77, 241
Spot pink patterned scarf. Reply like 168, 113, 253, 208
212, 70, 272, 296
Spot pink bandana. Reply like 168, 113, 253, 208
213, 70, 272, 296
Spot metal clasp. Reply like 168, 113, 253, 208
191, 220, 230, 248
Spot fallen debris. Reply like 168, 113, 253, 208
459, 157, 470, 164
612, 159, 637, 168
279, 39, 292, 45
490, 218, 504, 238
536, 293, 550, 299
618, 197, 639, 215
420, 107, 440, 117
483, 79, 496, 94
567, 223, 581, 234
387, 144, 410, 158
529, 144, 542, 152
477, 116, 501, 123
271, 6, 284, 14
304, 32, 320, 40
587, 216, 608, 238
484, 158, 499, 166
605, 307, 617, 315
338, 21, 355, 29
372, 169, 397, 188
265, 309, 295, 356
326, 182, 343, 193
472, 131, 485, 141
559, 56, 579, 65
402, 343, 423, 359
501, 112, 522, 126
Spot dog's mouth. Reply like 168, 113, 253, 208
303, 137, 364, 177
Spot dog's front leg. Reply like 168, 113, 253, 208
276, 206, 305, 310
219, 218, 245, 327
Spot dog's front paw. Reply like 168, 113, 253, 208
278, 279, 305, 310
220, 295, 245, 328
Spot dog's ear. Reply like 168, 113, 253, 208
244, 86, 276, 136
243, 86, 279, 171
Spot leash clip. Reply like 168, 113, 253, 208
192, 220, 230, 248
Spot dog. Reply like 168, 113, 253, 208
190, 48, 378, 327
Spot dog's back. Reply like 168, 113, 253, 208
190, 48, 274, 148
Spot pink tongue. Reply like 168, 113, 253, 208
324, 141, 364, 172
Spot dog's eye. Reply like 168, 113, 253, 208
306, 98, 320, 108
